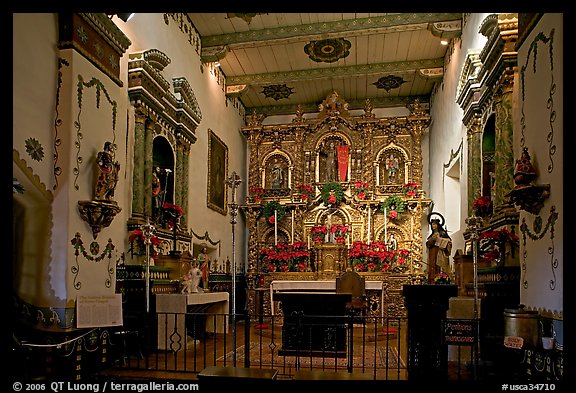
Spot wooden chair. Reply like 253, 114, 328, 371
336, 270, 367, 318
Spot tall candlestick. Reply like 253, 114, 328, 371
291, 212, 294, 243
384, 207, 387, 249
367, 206, 371, 245
274, 210, 278, 246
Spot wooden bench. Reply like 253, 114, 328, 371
197, 366, 279, 380
293, 369, 373, 380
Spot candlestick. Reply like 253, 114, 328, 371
274, 210, 278, 246
384, 207, 387, 249
367, 205, 371, 245
291, 212, 294, 243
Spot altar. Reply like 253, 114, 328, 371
270, 279, 383, 318
156, 292, 229, 351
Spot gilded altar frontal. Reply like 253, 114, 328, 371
241, 91, 433, 319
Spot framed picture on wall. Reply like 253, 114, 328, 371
207, 129, 228, 215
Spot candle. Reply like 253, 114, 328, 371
274, 210, 278, 246
291, 212, 294, 243
384, 207, 387, 249
367, 206, 371, 245
308, 234, 311, 249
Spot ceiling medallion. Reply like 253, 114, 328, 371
304, 38, 351, 63
261, 84, 295, 101
373, 75, 407, 92
226, 13, 267, 24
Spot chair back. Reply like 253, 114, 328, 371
336, 270, 366, 301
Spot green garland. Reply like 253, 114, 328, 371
262, 201, 286, 221
381, 195, 406, 215
321, 182, 344, 206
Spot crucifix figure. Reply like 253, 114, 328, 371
226, 172, 242, 220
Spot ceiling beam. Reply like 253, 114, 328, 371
199, 13, 463, 49
246, 94, 431, 117
226, 58, 445, 86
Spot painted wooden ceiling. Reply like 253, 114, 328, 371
188, 13, 462, 116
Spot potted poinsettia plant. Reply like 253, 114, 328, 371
311, 225, 328, 243
473, 195, 493, 217
479, 227, 519, 266
402, 182, 419, 197
353, 181, 369, 200
331, 224, 350, 244
128, 229, 161, 258
260, 242, 309, 272
248, 186, 265, 203
349, 241, 410, 273
298, 184, 314, 202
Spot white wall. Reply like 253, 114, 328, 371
516, 13, 563, 314
116, 13, 248, 269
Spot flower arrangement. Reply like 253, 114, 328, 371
249, 186, 265, 203
381, 195, 406, 220
321, 182, 344, 207
297, 184, 314, 202
433, 272, 451, 285
402, 182, 419, 197
330, 224, 350, 243
260, 242, 309, 272
162, 202, 185, 229
478, 228, 519, 265
262, 201, 286, 224
311, 225, 328, 243
128, 229, 161, 258
349, 241, 410, 273
353, 181, 369, 200
473, 196, 493, 217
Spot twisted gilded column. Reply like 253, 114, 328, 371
248, 132, 262, 192
143, 117, 155, 218
361, 125, 374, 187
131, 107, 147, 218
407, 99, 430, 188
180, 140, 191, 227
493, 73, 515, 209
467, 115, 483, 214
175, 139, 184, 209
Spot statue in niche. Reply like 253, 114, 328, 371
385, 153, 399, 181
270, 158, 284, 189
321, 141, 339, 182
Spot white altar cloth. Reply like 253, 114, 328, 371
156, 292, 229, 350
270, 280, 383, 316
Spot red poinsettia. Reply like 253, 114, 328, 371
311, 225, 328, 242
128, 229, 161, 257
249, 187, 264, 202
354, 181, 369, 199
402, 182, 419, 197
298, 184, 314, 201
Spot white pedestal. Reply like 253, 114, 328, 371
156, 292, 229, 351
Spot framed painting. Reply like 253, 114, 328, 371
207, 129, 228, 215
